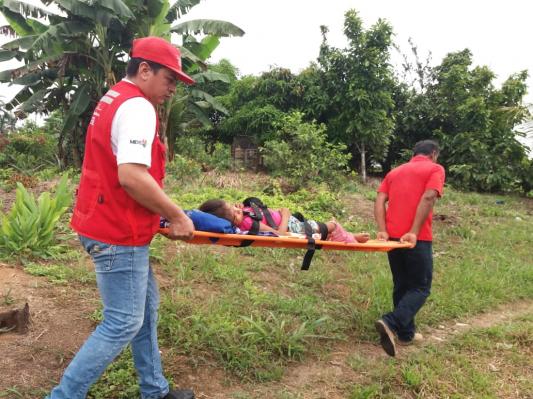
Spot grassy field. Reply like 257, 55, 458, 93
1, 171, 531, 398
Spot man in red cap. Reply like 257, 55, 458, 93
374, 140, 445, 357
47, 37, 196, 399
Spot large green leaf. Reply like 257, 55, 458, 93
60, 83, 91, 136
26, 18, 48, 34
190, 70, 230, 84
55, 0, 120, 26
0, 51, 64, 82
31, 21, 92, 53
145, 0, 165, 18
190, 89, 228, 114
145, 0, 170, 37
20, 87, 47, 112
166, 0, 201, 21
95, 0, 134, 19
0, 49, 17, 61
69, 83, 91, 115
13, 68, 58, 86
1, 35, 37, 50
179, 45, 205, 67
184, 34, 219, 62
0, 7, 34, 36
3, 0, 53, 20
171, 19, 245, 37
188, 101, 212, 127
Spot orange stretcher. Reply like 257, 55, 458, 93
159, 229, 411, 269
159, 230, 409, 252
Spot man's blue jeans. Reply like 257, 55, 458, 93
382, 240, 433, 342
46, 236, 169, 399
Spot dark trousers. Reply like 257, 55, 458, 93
382, 240, 433, 341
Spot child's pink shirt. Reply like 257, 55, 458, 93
237, 207, 282, 231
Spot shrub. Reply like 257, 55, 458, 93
261, 112, 351, 189
0, 175, 71, 258
165, 154, 203, 184
0, 121, 57, 174
173, 135, 232, 171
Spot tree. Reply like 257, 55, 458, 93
0, 0, 243, 166
390, 47, 531, 192
428, 50, 530, 192
217, 68, 305, 145
318, 9, 395, 181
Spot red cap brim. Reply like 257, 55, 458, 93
173, 68, 195, 85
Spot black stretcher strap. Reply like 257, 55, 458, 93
301, 221, 324, 270
238, 203, 263, 247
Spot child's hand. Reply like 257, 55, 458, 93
354, 232, 370, 243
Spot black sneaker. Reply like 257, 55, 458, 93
163, 389, 195, 399
375, 319, 396, 357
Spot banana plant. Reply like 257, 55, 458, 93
0, 0, 243, 166
127, 0, 242, 159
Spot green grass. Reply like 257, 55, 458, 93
345, 314, 533, 398
17, 173, 532, 398
154, 183, 532, 389
24, 261, 94, 285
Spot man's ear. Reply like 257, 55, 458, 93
138, 62, 152, 80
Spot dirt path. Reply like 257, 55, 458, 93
1, 262, 531, 398
209, 300, 533, 399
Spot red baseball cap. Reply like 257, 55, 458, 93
131, 36, 195, 85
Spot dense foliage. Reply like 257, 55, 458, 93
1, 4, 531, 193
261, 112, 350, 189
0, 0, 243, 166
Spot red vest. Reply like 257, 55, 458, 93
71, 80, 165, 245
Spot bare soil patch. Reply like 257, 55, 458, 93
0, 263, 98, 393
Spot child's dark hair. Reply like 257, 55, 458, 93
199, 199, 232, 222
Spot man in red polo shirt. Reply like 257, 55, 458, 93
374, 140, 445, 356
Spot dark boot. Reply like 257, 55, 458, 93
163, 389, 195, 399
375, 319, 396, 357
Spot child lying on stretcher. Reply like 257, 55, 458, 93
199, 199, 370, 243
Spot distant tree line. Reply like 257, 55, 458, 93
0, 3, 531, 193
205, 10, 531, 193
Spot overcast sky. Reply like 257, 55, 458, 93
1, 0, 532, 104
182, 0, 533, 104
